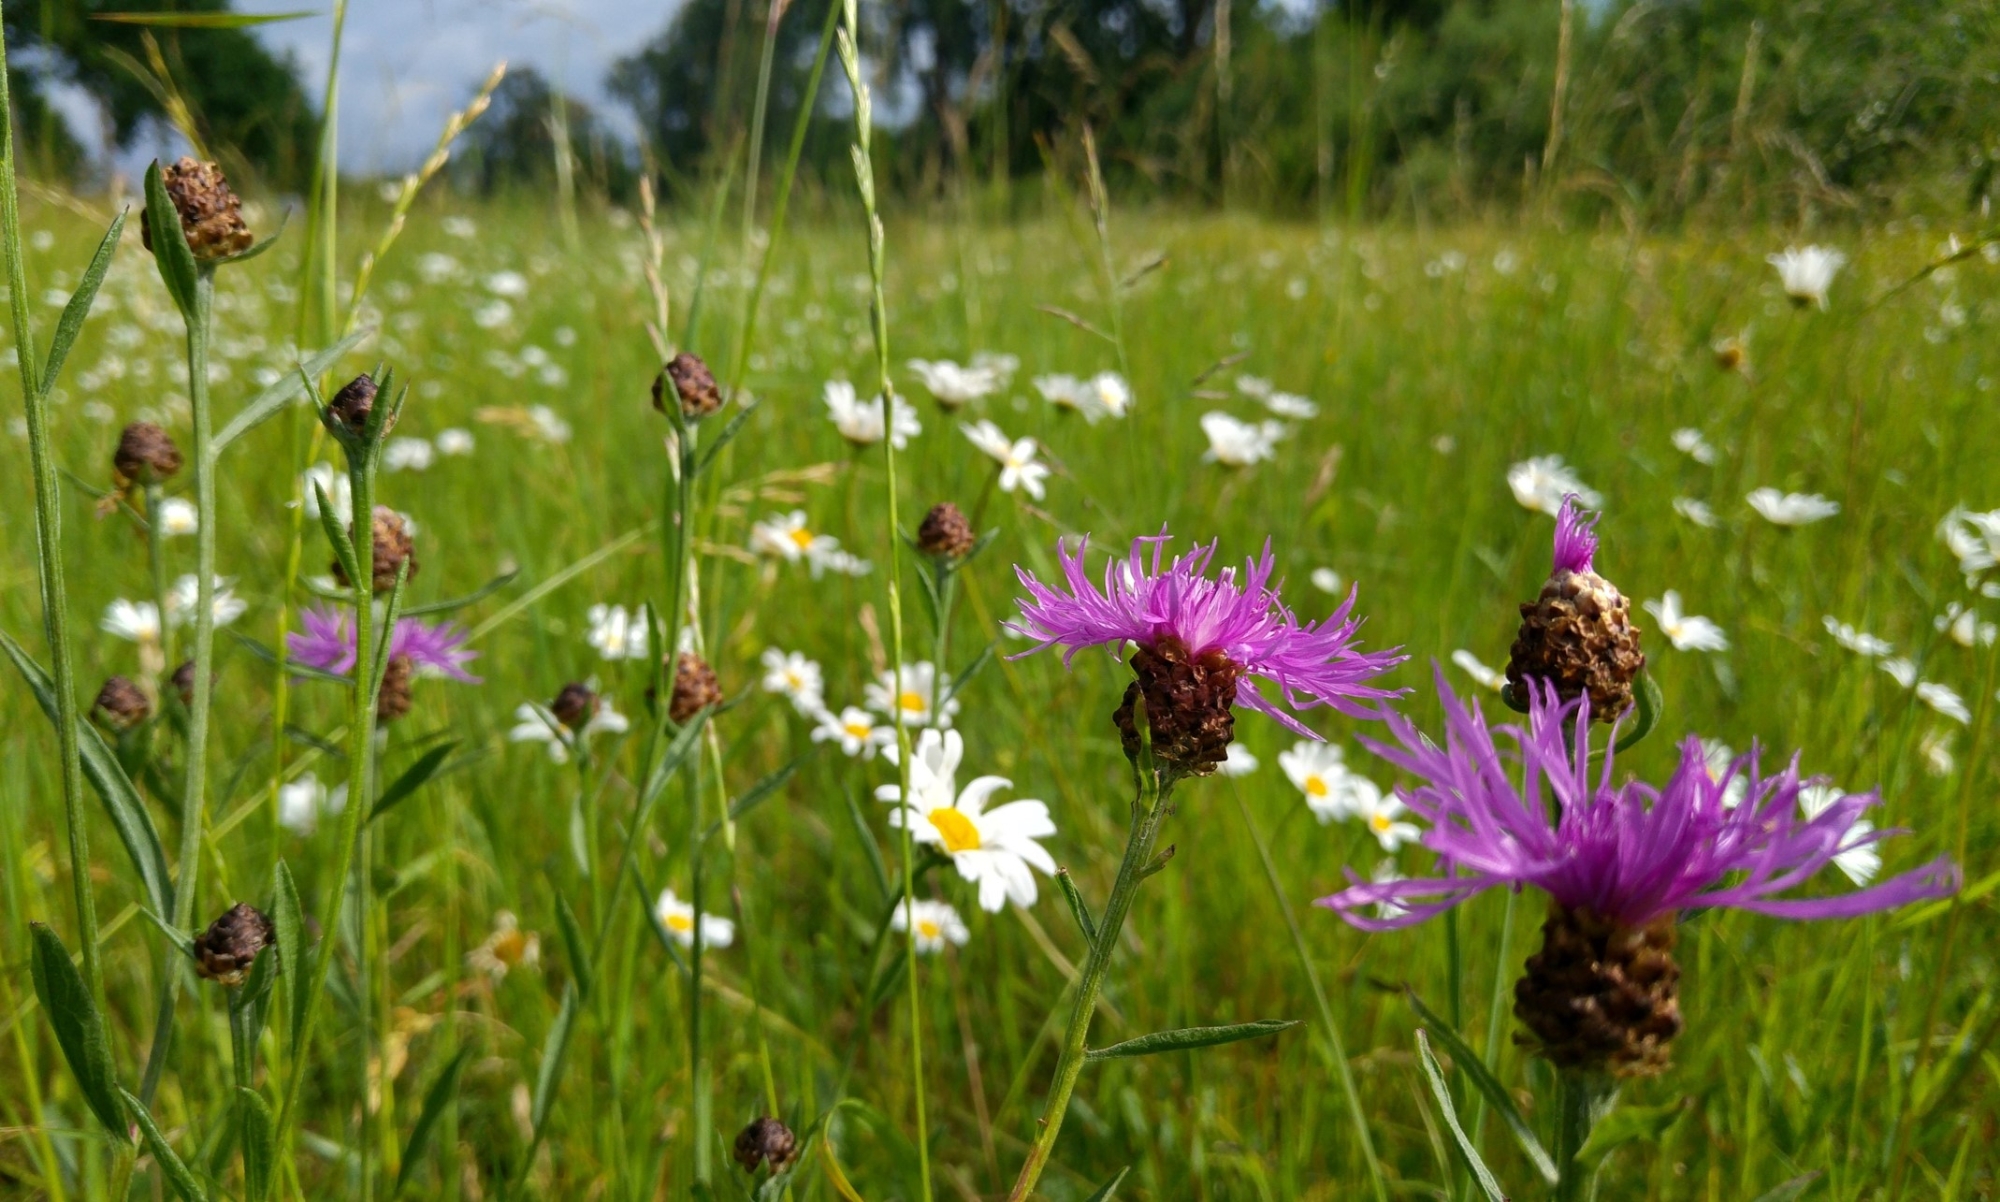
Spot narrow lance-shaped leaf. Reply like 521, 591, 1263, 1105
1085, 1018, 1300, 1061
236, 1087, 276, 1202
272, 860, 309, 1049
369, 740, 461, 824
694, 400, 761, 476
41, 211, 126, 398
213, 325, 372, 451
1404, 987, 1559, 1183
142, 160, 200, 319
314, 478, 363, 591
121, 1088, 209, 1201
1084, 1166, 1131, 1202
555, 893, 593, 1000
530, 985, 581, 1131
30, 924, 128, 1137
394, 1046, 473, 1198
399, 566, 519, 618
1414, 1030, 1507, 1202
1057, 868, 1098, 944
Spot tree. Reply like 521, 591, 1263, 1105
459, 67, 636, 199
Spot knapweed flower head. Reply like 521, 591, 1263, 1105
1506, 496, 1645, 723
1007, 529, 1404, 777
288, 607, 481, 682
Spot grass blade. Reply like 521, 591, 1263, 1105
40, 211, 126, 398
1084, 1166, 1131, 1201
212, 326, 371, 452
31, 924, 128, 1137
121, 1088, 208, 1200
369, 740, 461, 824
1404, 987, 1558, 1183
398, 566, 520, 618
1749, 1172, 1823, 1202
530, 984, 581, 1131
394, 1046, 472, 1198
1414, 1030, 1506, 1202
236, 1087, 276, 1202
1085, 1018, 1300, 1061
94, 9, 319, 27
555, 892, 593, 999
272, 860, 309, 1047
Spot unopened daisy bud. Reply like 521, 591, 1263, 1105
328, 372, 381, 434
916, 501, 975, 560
1112, 634, 1240, 777
550, 681, 600, 731
1513, 903, 1681, 1077
332, 507, 418, 594
141, 157, 254, 260
653, 351, 723, 421
668, 652, 723, 724
93, 676, 152, 731
731, 1116, 797, 1173
192, 902, 276, 987
113, 421, 184, 486
1505, 496, 1645, 723
376, 655, 416, 723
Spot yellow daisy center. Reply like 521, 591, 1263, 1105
788, 527, 815, 550
1368, 812, 1393, 834
928, 807, 982, 853
492, 929, 527, 966
898, 690, 926, 713
916, 919, 941, 940
1304, 776, 1328, 798
664, 912, 694, 933
843, 721, 872, 739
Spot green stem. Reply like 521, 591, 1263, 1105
1007, 772, 1172, 1202
1467, 889, 1519, 1160
1552, 1070, 1608, 1202
144, 483, 173, 671
689, 753, 712, 1183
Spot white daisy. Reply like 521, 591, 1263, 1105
508, 695, 629, 764
167, 575, 247, 629
277, 772, 346, 836
1234, 374, 1274, 399
1916, 681, 1972, 725
300, 463, 353, 524
759, 648, 825, 714
1937, 507, 2000, 579
526, 405, 572, 444
1748, 488, 1839, 526
893, 898, 971, 953
1351, 789, 1422, 852
1919, 729, 1955, 777
1643, 591, 1730, 652
1262, 392, 1319, 420
1766, 246, 1846, 310
101, 599, 163, 645
1699, 740, 1751, 809
960, 420, 1051, 499
1823, 616, 1893, 658
586, 604, 651, 662
1217, 742, 1259, 777
811, 705, 894, 759
907, 358, 1005, 408
1450, 649, 1506, 692
877, 729, 1056, 912
749, 510, 838, 567
654, 888, 734, 949
434, 428, 476, 456
1309, 567, 1344, 595
383, 437, 437, 472
1672, 497, 1719, 528
824, 380, 920, 448
1278, 741, 1379, 825
1670, 428, 1718, 465
1034, 371, 1131, 423
1200, 412, 1285, 466
864, 662, 959, 729
1507, 455, 1601, 515
1936, 603, 1997, 648
1797, 784, 1879, 885
156, 497, 199, 537
465, 910, 540, 980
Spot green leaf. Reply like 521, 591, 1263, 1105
1573, 1097, 1684, 1169
1085, 1018, 1300, 1061
639, 708, 710, 807
1748, 1172, 1823, 1202
1613, 669, 1665, 754
30, 925, 128, 1138
121, 1088, 208, 1201
632, 864, 691, 980
1404, 988, 1559, 1183
400, 566, 520, 618
272, 861, 310, 1049
694, 400, 761, 476
703, 750, 812, 843
1, 629, 175, 915
369, 741, 461, 824
1057, 868, 1098, 944
1414, 1030, 1507, 1202
226, 629, 354, 686
41, 212, 126, 398
236, 1087, 276, 1202
942, 643, 994, 709
94, 10, 319, 27
142, 160, 200, 319
140, 906, 196, 961
1084, 1166, 1131, 1201
394, 1046, 472, 1198
841, 783, 891, 903
214, 326, 372, 451
229, 947, 279, 1078
555, 893, 593, 1000
314, 477, 363, 590
530, 985, 581, 1130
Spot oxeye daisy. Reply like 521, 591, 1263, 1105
1507, 455, 1601, 515
892, 897, 971, 953
277, 771, 346, 836
156, 496, 199, 537
1747, 488, 1839, 526
824, 380, 920, 448
1008, 529, 1403, 776
960, 419, 1051, 499
509, 681, 629, 763
1937, 506, 2000, 580
466, 911, 541, 980
908, 356, 1011, 408
1199, 412, 1285, 466
864, 661, 959, 729
1823, 616, 1893, 658
586, 603, 651, 661
811, 705, 894, 758
1767, 245, 1845, 309
1317, 671, 1958, 1077
654, 888, 734, 949
168, 574, 248, 629
878, 729, 1056, 912
1643, 591, 1730, 652
759, 648, 826, 714
101, 599, 163, 645
1278, 741, 1375, 824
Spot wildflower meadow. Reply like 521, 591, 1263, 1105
2, 6, 1998, 1201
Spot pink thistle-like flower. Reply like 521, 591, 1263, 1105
1317, 670, 1957, 931
288, 606, 481, 683
1006, 531, 1404, 756
1550, 493, 1598, 574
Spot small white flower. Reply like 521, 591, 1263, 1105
960, 420, 1050, 499
1919, 729, 1955, 777
168, 574, 247, 629
1507, 455, 1601, 515
1234, 374, 1274, 399
586, 604, 651, 661
893, 898, 971, 953
1881, 657, 1918, 688
1937, 507, 2000, 579
1797, 784, 1879, 885
1450, 649, 1506, 692
526, 405, 571, 443
472, 300, 513, 329
654, 888, 735, 949
759, 648, 825, 714
442, 216, 477, 239
1262, 391, 1319, 420
101, 599, 162, 644
300, 463, 353, 524
747, 510, 859, 576
1699, 740, 1750, 809
1278, 741, 1379, 825
1199, 412, 1285, 466
485, 270, 530, 298
811, 705, 894, 759
277, 772, 346, 836
1309, 567, 1343, 595
1217, 742, 1259, 777
1747, 488, 1839, 526
156, 497, 199, 537
465, 910, 540, 980
435, 428, 476, 456
1936, 603, 1997, 648
907, 358, 1006, 407
878, 729, 1056, 912
1767, 246, 1846, 310
1823, 616, 1893, 658
824, 380, 920, 448
383, 437, 436, 472
1034, 371, 1131, 423
1916, 681, 1971, 725
1671, 428, 1718, 465
1352, 789, 1422, 852
1643, 591, 1730, 652
1673, 497, 1719, 528
508, 694, 629, 764
865, 662, 959, 729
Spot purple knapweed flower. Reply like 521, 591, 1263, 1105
1318, 671, 1957, 932
1007, 530, 1404, 775
288, 606, 481, 683
1551, 492, 1598, 574
1506, 493, 1645, 723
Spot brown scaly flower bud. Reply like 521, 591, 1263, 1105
1505, 497, 1644, 724
192, 902, 276, 987
169, 660, 199, 709
113, 422, 184, 486
668, 653, 723, 724
93, 676, 152, 731
376, 656, 416, 724
1513, 903, 1682, 1078
332, 507, 418, 594
328, 372, 380, 434
732, 1116, 798, 1173
550, 682, 600, 731
916, 501, 975, 560
1111, 633, 1240, 778
653, 352, 723, 421
141, 158, 254, 260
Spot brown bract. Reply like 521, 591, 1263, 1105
377, 655, 416, 723
329, 373, 380, 433
1513, 903, 1682, 1078
916, 501, 975, 559
550, 682, 600, 731
654, 351, 723, 420
332, 507, 419, 594
1113, 634, 1241, 777
1506, 568, 1645, 723
193, 903, 276, 988
668, 653, 723, 724
732, 1116, 797, 1173
114, 422, 183, 486
93, 676, 152, 731
142, 157, 254, 260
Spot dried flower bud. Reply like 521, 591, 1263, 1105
732, 1116, 797, 1173
142, 157, 254, 260
192, 902, 276, 987
113, 422, 183, 486
916, 502, 975, 560
328, 373, 380, 434
169, 660, 201, 709
1112, 634, 1240, 777
668, 653, 723, 724
1712, 336, 1746, 373
376, 655, 416, 723
1513, 903, 1682, 1078
332, 507, 418, 594
550, 682, 600, 731
654, 352, 722, 421
93, 676, 152, 731
1505, 499, 1644, 723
